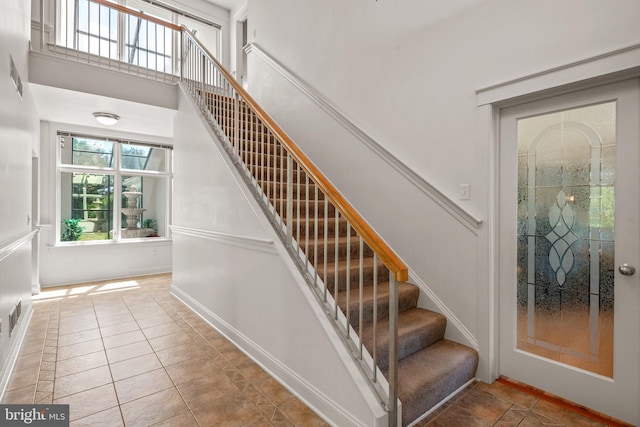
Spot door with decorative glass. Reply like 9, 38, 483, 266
498, 79, 639, 425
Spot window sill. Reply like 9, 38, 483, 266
52, 237, 172, 248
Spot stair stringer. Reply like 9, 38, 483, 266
172, 85, 392, 426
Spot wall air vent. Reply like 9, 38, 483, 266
9, 55, 23, 99
9, 307, 17, 337
9, 299, 22, 337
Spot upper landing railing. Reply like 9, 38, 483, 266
40, 1, 409, 424
39, 0, 181, 82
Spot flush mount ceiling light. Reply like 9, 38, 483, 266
93, 112, 120, 126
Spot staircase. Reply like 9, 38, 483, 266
40, 0, 477, 423
201, 91, 478, 426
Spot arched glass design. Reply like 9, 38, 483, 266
516, 102, 615, 377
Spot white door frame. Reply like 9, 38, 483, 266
476, 43, 640, 399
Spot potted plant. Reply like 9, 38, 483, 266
142, 218, 159, 237
61, 218, 84, 241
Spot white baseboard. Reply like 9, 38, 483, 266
40, 267, 171, 289
0, 306, 34, 402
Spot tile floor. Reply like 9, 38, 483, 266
1, 273, 625, 426
417, 380, 623, 427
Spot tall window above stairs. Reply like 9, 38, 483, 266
54, 0, 220, 74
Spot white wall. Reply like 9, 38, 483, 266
172, 87, 389, 426
0, 0, 40, 394
246, 0, 640, 381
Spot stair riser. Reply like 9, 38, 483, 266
258, 181, 322, 199
291, 218, 356, 239
364, 325, 447, 372
234, 139, 283, 155
320, 264, 390, 292
304, 239, 374, 263
240, 153, 288, 168
340, 290, 419, 331
231, 132, 284, 145
246, 166, 313, 184
270, 199, 337, 218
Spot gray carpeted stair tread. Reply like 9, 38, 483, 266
360, 308, 446, 370
336, 282, 419, 328
392, 339, 479, 426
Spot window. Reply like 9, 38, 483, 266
59, 133, 172, 242
56, 0, 221, 74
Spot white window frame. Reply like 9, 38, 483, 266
56, 131, 173, 245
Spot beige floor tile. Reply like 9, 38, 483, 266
34, 391, 53, 404
70, 406, 124, 427
155, 343, 206, 367
94, 307, 131, 320
148, 331, 194, 352
6, 367, 39, 391
474, 380, 538, 410
136, 313, 174, 329
164, 356, 220, 385
57, 338, 104, 361
142, 322, 184, 340
455, 387, 515, 424
252, 376, 295, 406
37, 380, 54, 393
151, 411, 199, 427
53, 365, 112, 398
120, 387, 188, 427
99, 320, 139, 337
13, 351, 43, 372
114, 368, 174, 403
177, 374, 244, 410
59, 319, 99, 335
55, 350, 108, 378
531, 400, 607, 426
105, 340, 153, 364
102, 329, 146, 349
277, 399, 329, 427
269, 410, 295, 427
97, 313, 135, 328
425, 405, 493, 427
191, 394, 262, 427
109, 352, 163, 381
19, 341, 45, 357
54, 383, 119, 422
57, 328, 102, 347
2, 383, 36, 404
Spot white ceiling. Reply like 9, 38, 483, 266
202, 0, 243, 12
31, 84, 176, 140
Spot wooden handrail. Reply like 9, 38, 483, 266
92, 0, 182, 32
182, 28, 408, 282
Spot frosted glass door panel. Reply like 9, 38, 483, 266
516, 102, 615, 377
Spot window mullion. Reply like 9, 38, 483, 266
113, 142, 123, 241
165, 148, 172, 239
